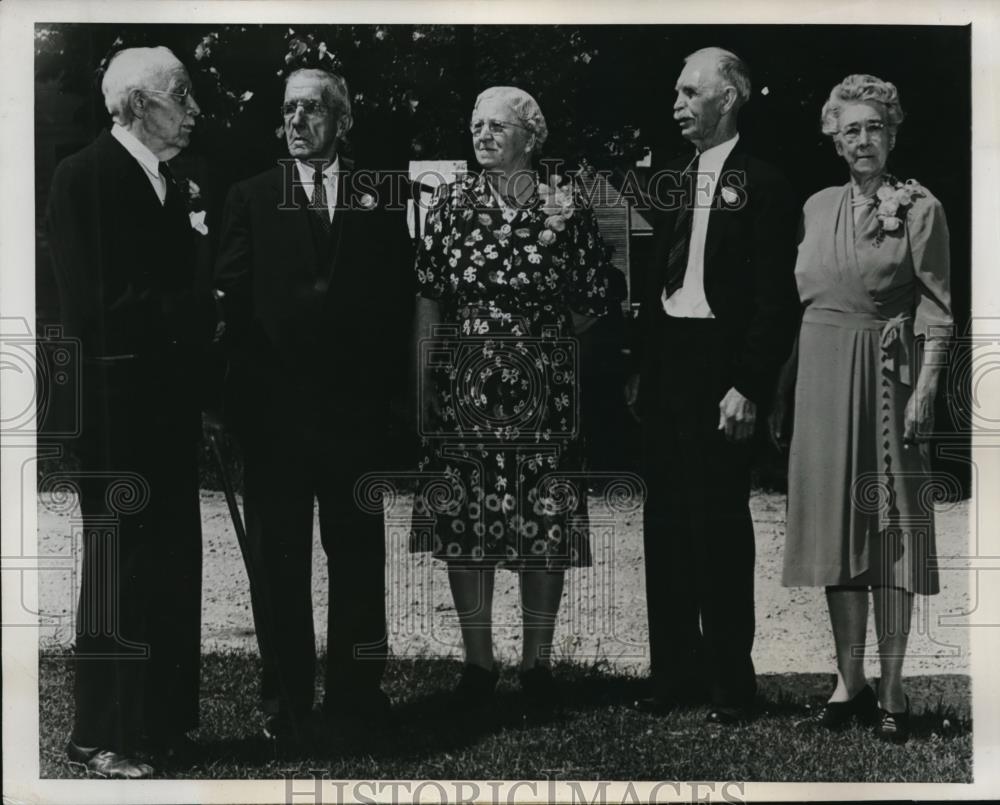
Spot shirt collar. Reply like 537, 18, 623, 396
295, 156, 340, 180
111, 123, 162, 178
696, 133, 740, 168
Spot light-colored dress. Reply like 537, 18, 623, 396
410, 171, 620, 569
782, 180, 952, 594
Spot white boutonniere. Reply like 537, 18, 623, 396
873, 175, 923, 245
176, 177, 209, 235
358, 193, 376, 210
189, 209, 209, 235
720, 186, 740, 206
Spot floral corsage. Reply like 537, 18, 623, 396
873, 175, 924, 245
536, 175, 575, 246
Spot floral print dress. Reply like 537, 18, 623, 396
410, 171, 621, 569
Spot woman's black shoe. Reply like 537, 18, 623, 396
798, 684, 879, 730
453, 663, 500, 706
519, 665, 557, 705
877, 697, 911, 744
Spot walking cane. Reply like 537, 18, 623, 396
205, 427, 309, 749
207, 429, 247, 544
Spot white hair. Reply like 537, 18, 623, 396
473, 86, 548, 152
101, 46, 185, 125
685, 46, 752, 110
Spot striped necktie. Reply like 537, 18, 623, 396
662, 154, 698, 299
310, 162, 331, 230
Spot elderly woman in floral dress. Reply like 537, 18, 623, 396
776, 74, 952, 744
411, 86, 620, 706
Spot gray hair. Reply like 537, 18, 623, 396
473, 86, 548, 152
285, 68, 353, 134
821, 74, 905, 136
101, 46, 186, 125
685, 47, 752, 110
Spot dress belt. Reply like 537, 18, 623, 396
802, 307, 914, 387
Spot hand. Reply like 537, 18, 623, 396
904, 387, 935, 446
718, 387, 757, 442
624, 373, 641, 424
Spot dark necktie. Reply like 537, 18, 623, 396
310, 164, 331, 231
662, 155, 698, 299
158, 161, 175, 205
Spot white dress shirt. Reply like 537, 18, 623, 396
295, 157, 340, 223
662, 133, 740, 319
111, 123, 167, 205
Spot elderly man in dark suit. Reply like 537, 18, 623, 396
214, 67, 413, 749
47, 46, 217, 777
626, 47, 800, 724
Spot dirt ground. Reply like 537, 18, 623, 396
36, 491, 971, 677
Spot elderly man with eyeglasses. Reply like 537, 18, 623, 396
47, 45, 218, 778
213, 67, 414, 753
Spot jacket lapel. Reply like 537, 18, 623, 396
317, 164, 350, 293
276, 166, 322, 278
703, 138, 748, 272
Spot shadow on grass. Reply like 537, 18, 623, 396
39, 650, 971, 781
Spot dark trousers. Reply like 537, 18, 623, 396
240, 423, 388, 721
71, 361, 202, 752
640, 313, 756, 708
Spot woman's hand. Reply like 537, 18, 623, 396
903, 386, 936, 446
903, 358, 943, 446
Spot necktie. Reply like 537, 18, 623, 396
158, 161, 175, 205
311, 165, 331, 230
662, 155, 698, 299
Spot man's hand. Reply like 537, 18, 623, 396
718, 387, 757, 442
624, 373, 641, 423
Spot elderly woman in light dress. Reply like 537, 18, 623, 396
776, 74, 952, 745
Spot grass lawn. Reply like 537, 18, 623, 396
39, 651, 971, 782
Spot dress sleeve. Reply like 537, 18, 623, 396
414, 182, 453, 301
910, 194, 953, 342
563, 179, 622, 317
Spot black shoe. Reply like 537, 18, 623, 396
633, 695, 679, 716
519, 665, 557, 707
705, 703, 755, 726
633, 678, 709, 715
325, 688, 393, 722
261, 712, 313, 757
798, 684, 879, 731
877, 697, 911, 744
141, 732, 201, 768
454, 663, 500, 706
66, 740, 154, 779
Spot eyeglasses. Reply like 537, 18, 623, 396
282, 100, 330, 119
145, 87, 194, 104
839, 121, 887, 143
469, 119, 527, 137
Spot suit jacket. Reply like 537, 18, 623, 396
46, 129, 217, 451
635, 138, 800, 408
214, 159, 415, 441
